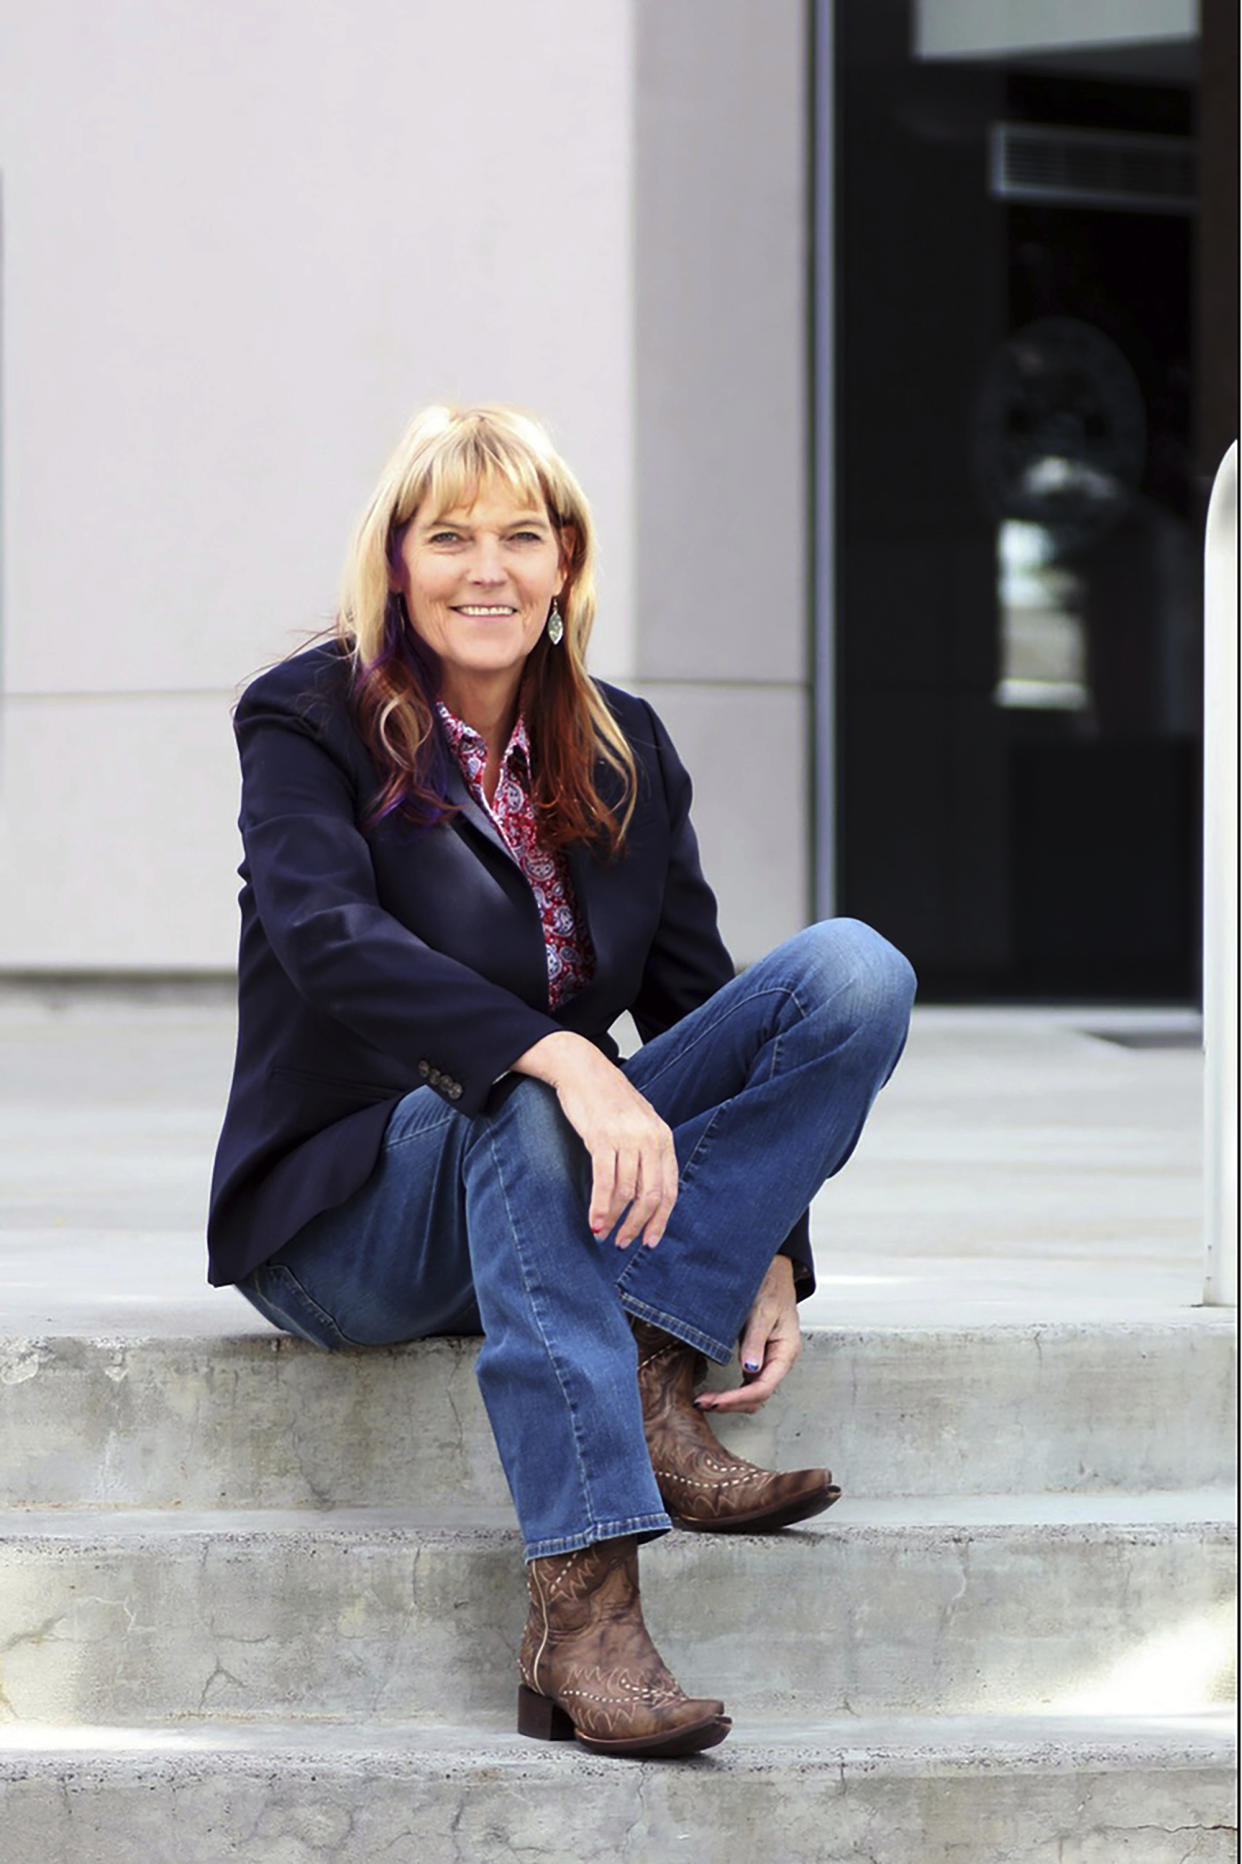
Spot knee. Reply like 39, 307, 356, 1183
792, 918, 917, 1027
478, 1076, 586, 1182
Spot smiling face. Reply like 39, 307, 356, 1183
390, 481, 566, 720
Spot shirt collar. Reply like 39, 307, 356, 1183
437, 702, 531, 784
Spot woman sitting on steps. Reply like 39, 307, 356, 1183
207, 402, 916, 1758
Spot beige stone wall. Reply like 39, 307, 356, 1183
0, 0, 812, 968
632, 0, 811, 960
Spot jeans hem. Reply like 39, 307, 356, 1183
617, 1294, 732, 1366
522, 1512, 673, 1563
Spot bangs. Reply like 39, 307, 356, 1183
401, 424, 558, 531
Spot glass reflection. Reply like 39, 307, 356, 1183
995, 519, 1089, 711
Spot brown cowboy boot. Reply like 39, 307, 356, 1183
517, 1535, 731, 1757
631, 1317, 841, 1532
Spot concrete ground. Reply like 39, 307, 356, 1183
0, 982, 1216, 1338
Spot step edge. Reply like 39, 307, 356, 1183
0, 1714, 1234, 1782
2, 1317, 1235, 1355
1, 1491, 1234, 1546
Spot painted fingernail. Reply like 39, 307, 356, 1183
743, 1360, 761, 1374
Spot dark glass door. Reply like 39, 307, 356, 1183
831, 1, 1202, 999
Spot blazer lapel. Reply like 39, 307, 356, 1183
441, 758, 516, 867
566, 841, 624, 991
441, 744, 629, 1020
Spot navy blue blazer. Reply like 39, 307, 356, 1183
207, 639, 815, 1296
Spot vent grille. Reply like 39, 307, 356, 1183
990, 122, 1195, 214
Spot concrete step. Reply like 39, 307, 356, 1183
1, 1495, 1233, 1727
0, 1714, 1234, 1863
1, 1316, 1234, 1510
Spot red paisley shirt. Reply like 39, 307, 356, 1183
437, 704, 595, 1010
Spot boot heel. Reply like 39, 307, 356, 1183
517, 1683, 577, 1742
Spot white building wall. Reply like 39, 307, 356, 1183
0, 0, 811, 970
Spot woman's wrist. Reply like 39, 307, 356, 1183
767, 1252, 796, 1292
510, 1029, 599, 1088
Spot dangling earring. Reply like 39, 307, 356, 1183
546, 598, 564, 646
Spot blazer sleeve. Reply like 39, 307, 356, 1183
234, 679, 561, 1115
630, 699, 817, 1299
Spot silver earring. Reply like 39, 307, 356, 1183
546, 599, 564, 646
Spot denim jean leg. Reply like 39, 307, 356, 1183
235, 1085, 481, 1348
617, 918, 916, 1358
460, 1076, 671, 1562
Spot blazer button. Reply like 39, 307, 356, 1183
429, 1068, 442, 1087
448, 1083, 463, 1101
417, 1060, 430, 1079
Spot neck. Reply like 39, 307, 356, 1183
440, 670, 523, 792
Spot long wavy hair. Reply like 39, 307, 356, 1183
337, 404, 636, 854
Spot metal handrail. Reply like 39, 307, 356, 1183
1202, 440, 1238, 1306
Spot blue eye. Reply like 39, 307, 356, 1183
429, 530, 462, 545
512, 530, 544, 544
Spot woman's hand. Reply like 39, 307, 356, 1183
695, 1254, 801, 1416
511, 1031, 678, 1249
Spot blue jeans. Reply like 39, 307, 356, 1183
237, 919, 915, 1560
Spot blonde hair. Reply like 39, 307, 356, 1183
338, 404, 636, 849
